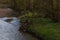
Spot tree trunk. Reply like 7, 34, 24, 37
30, 0, 34, 12
24, 0, 26, 14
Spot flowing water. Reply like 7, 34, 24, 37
19, 32, 39, 40
0, 8, 39, 40
0, 17, 39, 40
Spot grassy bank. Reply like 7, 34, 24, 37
20, 12, 60, 40
26, 17, 60, 40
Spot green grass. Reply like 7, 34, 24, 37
27, 18, 60, 40
20, 12, 60, 40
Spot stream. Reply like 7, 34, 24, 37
0, 8, 39, 40
0, 17, 39, 40
19, 31, 39, 40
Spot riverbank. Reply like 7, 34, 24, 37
20, 17, 60, 40
20, 31, 39, 40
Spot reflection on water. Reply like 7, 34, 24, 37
19, 32, 38, 40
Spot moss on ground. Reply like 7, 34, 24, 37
20, 12, 60, 40
27, 18, 60, 40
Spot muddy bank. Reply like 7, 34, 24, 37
19, 20, 42, 40
20, 27, 43, 40
19, 31, 39, 40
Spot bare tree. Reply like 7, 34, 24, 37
30, 0, 34, 12
24, 0, 27, 13
11, 0, 17, 9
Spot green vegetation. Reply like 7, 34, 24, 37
12, 0, 60, 22
11, 0, 60, 39
20, 12, 60, 40
27, 17, 60, 40
1, 0, 60, 40
0, 0, 60, 40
